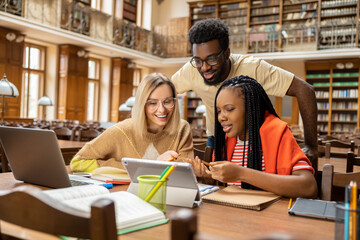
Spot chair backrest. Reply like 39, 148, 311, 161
0, 186, 117, 240
53, 127, 75, 141
320, 139, 354, 158
346, 151, 360, 173
193, 142, 206, 151
321, 164, 360, 201
193, 145, 213, 163
77, 128, 102, 142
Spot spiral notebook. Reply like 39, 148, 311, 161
202, 185, 281, 211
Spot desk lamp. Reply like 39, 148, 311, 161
37, 95, 54, 121
0, 74, 19, 125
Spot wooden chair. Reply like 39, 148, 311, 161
346, 151, 360, 173
320, 139, 355, 158
193, 145, 213, 163
170, 208, 217, 240
53, 127, 75, 141
321, 164, 360, 201
193, 142, 206, 151
77, 128, 102, 142
0, 186, 117, 240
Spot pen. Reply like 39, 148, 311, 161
105, 180, 130, 185
145, 164, 177, 202
168, 153, 181, 161
288, 198, 293, 210
345, 184, 351, 240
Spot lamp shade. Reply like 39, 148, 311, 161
195, 104, 206, 114
0, 74, 19, 97
125, 96, 136, 107
119, 103, 131, 111
38, 96, 54, 106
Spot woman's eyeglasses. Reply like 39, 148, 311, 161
190, 50, 224, 68
146, 98, 176, 111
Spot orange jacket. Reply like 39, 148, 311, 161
224, 112, 313, 175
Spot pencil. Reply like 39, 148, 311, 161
145, 164, 177, 202
168, 153, 181, 161
350, 181, 357, 240
288, 198, 293, 210
202, 160, 214, 167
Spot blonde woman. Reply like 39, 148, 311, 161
70, 73, 194, 172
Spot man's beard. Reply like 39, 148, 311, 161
202, 65, 227, 86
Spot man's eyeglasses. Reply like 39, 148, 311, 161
190, 50, 224, 68
146, 98, 176, 111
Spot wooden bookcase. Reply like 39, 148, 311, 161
306, 59, 360, 135
187, 0, 360, 53
123, 0, 137, 23
319, 0, 359, 49
184, 91, 204, 128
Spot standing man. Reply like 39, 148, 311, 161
171, 18, 318, 169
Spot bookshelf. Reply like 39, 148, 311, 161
219, 1, 248, 52
188, 1, 218, 27
306, 59, 360, 135
281, 0, 318, 45
319, 0, 359, 49
123, 0, 137, 23
187, 0, 360, 53
184, 91, 204, 128
248, 0, 281, 53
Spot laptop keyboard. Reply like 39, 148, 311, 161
70, 179, 91, 186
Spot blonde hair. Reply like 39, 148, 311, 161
132, 73, 180, 137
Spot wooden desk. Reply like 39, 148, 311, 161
58, 140, 86, 165
0, 172, 334, 240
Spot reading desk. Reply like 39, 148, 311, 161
0, 172, 333, 240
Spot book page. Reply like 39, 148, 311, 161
63, 191, 165, 230
43, 185, 110, 201
91, 166, 130, 182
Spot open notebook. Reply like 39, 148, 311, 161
202, 185, 281, 211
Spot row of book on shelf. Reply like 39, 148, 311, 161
318, 123, 357, 132
307, 72, 359, 78
318, 102, 358, 109
322, 0, 357, 7
333, 89, 358, 98
318, 113, 358, 122
315, 90, 358, 98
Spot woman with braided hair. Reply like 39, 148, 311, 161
190, 75, 317, 198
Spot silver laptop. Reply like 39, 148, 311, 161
0, 126, 98, 188
121, 157, 200, 208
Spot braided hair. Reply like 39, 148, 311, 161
214, 75, 279, 189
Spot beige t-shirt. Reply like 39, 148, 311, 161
171, 54, 294, 136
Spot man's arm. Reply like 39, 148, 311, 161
286, 76, 318, 171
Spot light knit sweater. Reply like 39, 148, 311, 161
70, 118, 194, 172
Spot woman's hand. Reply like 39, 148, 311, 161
157, 151, 179, 161
210, 161, 242, 182
187, 156, 211, 178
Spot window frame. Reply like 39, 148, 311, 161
21, 43, 46, 119
87, 57, 101, 121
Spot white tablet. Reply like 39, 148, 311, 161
121, 157, 200, 208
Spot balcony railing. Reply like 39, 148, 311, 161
1, 0, 358, 58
